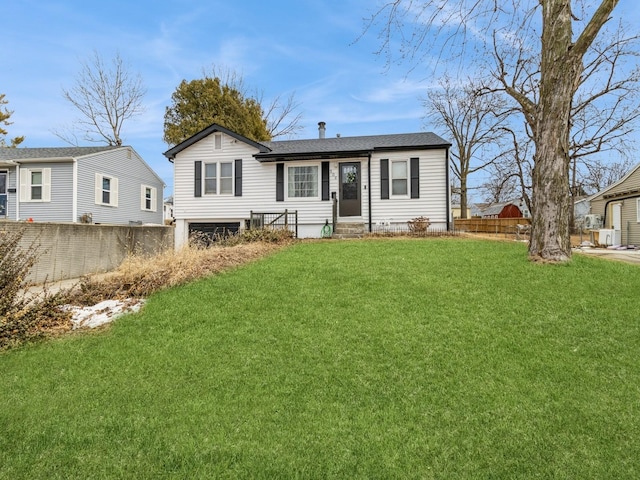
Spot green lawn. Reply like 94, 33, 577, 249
1, 238, 640, 479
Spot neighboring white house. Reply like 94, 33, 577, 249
163, 195, 174, 223
0, 146, 164, 225
164, 122, 452, 247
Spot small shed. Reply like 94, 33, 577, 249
481, 201, 524, 219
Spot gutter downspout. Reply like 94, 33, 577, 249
15, 163, 21, 221
367, 153, 372, 233
72, 158, 78, 222
603, 195, 640, 245
445, 146, 451, 231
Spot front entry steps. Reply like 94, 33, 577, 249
333, 222, 365, 239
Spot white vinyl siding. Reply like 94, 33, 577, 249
171, 130, 449, 242
19, 167, 51, 202
371, 150, 448, 230
95, 173, 119, 207
141, 185, 158, 212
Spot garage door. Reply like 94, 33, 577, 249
188, 222, 240, 246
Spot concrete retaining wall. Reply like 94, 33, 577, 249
1, 221, 174, 284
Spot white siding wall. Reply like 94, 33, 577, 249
173, 133, 449, 245
370, 149, 448, 230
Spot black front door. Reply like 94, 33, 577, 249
339, 162, 361, 217
0, 171, 6, 217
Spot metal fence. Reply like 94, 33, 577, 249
249, 210, 298, 238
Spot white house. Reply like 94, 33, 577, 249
164, 122, 451, 247
0, 146, 164, 225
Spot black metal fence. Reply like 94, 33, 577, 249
248, 210, 298, 238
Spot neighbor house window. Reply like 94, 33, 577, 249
141, 185, 157, 212
31, 171, 43, 200
95, 173, 118, 206
288, 165, 318, 198
214, 133, 222, 150
637, 199, 640, 223
391, 160, 408, 196
204, 162, 233, 195
19, 168, 51, 202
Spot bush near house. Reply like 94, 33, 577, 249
0, 228, 71, 349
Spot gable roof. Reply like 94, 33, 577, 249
589, 162, 640, 201
163, 124, 270, 161
162, 123, 451, 162
0, 145, 165, 185
256, 132, 450, 162
0, 146, 119, 161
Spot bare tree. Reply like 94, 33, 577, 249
263, 91, 304, 139
425, 76, 511, 218
582, 157, 634, 194
57, 51, 146, 146
367, 0, 627, 262
204, 65, 303, 139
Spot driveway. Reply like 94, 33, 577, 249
573, 247, 640, 265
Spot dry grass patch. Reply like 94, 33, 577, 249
67, 242, 285, 305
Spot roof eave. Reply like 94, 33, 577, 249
254, 149, 371, 162
373, 143, 452, 152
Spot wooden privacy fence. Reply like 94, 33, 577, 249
454, 217, 531, 234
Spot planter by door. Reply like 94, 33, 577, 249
339, 162, 361, 217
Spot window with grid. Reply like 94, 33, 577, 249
31, 171, 43, 200
391, 160, 408, 196
204, 162, 233, 195
288, 166, 318, 198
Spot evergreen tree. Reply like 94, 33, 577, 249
0, 94, 25, 147
163, 76, 271, 146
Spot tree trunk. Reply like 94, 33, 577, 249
460, 176, 468, 219
528, 0, 579, 263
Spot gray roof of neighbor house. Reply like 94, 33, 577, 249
256, 132, 451, 161
162, 123, 451, 162
0, 146, 119, 160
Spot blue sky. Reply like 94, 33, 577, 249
3, 1, 639, 198
3, 0, 431, 196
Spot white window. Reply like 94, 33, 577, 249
214, 133, 222, 150
19, 168, 51, 202
288, 165, 318, 198
95, 173, 119, 207
141, 185, 157, 212
204, 162, 233, 195
391, 160, 408, 196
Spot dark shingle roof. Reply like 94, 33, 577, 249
162, 123, 451, 162
0, 146, 119, 160
256, 132, 450, 161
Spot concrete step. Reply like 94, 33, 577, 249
333, 222, 365, 239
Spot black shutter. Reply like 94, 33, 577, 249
380, 159, 389, 199
410, 157, 420, 199
234, 159, 242, 197
321, 161, 330, 201
276, 163, 284, 201
194, 161, 202, 197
